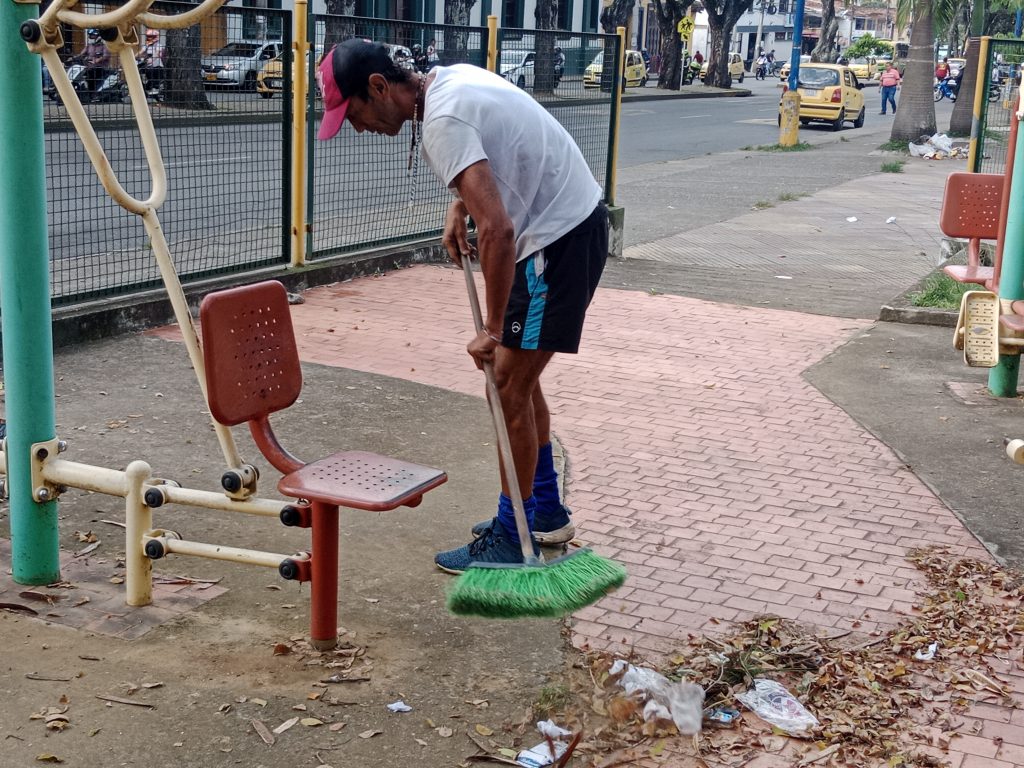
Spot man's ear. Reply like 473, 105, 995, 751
366, 72, 390, 99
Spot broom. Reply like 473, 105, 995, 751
446, 262, 626, 619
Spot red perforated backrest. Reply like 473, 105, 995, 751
939, 172, 1004, 241
199, 281, 303, 427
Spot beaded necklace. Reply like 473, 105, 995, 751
407, 74, 426, 209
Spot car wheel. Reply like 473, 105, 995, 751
853, 106, 865, 128
832, 109, 845, 131
799, 117, 810, 125
777, 113, 781, 126
641, 76, 647, 86
516, 75, 526, 89
738, 73, 744, 83
244, 71, 257, 91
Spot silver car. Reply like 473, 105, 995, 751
202, 40, 283, 89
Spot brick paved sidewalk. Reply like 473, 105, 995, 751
152, 263, 1022, 766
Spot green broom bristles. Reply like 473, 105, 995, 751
446, 548, 627, 619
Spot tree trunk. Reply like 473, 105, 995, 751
949, 36, 978, 136
810, 0, 837, 63
533, 0, 558, 93
703, 0, 750, 88
890, 2, 936, 143
445, 0, 476, 63
600, 0, 634, 32
653, 0, 691, 90
324, 0, 357, 53
163, 26, 214, 110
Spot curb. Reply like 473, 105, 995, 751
622, 87, 752, 103
878, 304, 957, 328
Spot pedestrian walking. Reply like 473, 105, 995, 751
879, 61, 900, 115
316, 39, 608, 572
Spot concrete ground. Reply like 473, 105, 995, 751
4, 130, 1024, 768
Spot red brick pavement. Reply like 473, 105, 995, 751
151, 264, 1019, 766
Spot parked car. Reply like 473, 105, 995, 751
847, 56, 878, 81
699, 52, 745, 83
256, 45, 326, 99
778, 63, 865, 131
779, 54, 812, 80
202, 40, 283, 90
582, 49, 648, 88
948, 57, 966, 78
499, 50, 537, 89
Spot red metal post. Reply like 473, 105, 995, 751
309, 500, 339, 650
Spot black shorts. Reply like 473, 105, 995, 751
502, 203, 608, 354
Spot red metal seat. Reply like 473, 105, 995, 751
939, 172, 1003, 287
200, 280, 446, 648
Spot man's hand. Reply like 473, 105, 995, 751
466, 328, 499, 370
442, 200, 475, 267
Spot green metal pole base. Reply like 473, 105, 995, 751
989, 355, 1021, 398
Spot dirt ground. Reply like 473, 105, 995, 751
1, 333, 572, 768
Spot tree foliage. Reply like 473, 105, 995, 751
845, 33, 893, 58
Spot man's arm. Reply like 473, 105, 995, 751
449, 159, 516, 366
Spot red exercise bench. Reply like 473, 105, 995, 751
200, 280, 447, 649
939, 172, 1004, 288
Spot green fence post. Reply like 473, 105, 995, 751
0, 0, 60, 584
990, 110, 1024, 397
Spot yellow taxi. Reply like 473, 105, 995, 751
847, 56, 878, 80
699, 52, 746, 83
583, 49, 648, 88
778, 63, 865, 131
779, 54, 811, 80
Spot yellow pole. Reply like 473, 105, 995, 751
968, 35, 991, 173
607, 25, 626, 206
291, 0, 309, 267
487, 15, 497, 72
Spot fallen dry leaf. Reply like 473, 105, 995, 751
272, 717, 298, 735
300, 718, 323, 727
35, 754, 63, 763
358, 729, 382, 739
251, 719, 275, 746
435, 726, 454, 738
474, 724, 494, 737
329, 722, 346, 732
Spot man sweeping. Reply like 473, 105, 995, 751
317, 40, 608, 573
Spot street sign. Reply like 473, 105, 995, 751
677, 17, 695, 40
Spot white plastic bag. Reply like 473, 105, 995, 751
608, 659, 704, 735
735, 679, 819, 736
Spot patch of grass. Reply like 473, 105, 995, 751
840, 136, 850, 142
910, 273, 974, 309
881, 160, 905, 173
745, 141, 815, 152
533, 683, 571, 718
878, 138, 910, 153
752, 200, 775, 210
777, 191, 808, 202
984, 128, 1005, 141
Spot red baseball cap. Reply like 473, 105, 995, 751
317, 39, 397, 141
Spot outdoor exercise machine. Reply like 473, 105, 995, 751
0, 0, 445, 649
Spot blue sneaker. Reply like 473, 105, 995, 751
435, 520, 542, 574
470, 506, 575, 545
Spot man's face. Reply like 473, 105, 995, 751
346, 77, 406, 137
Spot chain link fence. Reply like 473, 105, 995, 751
973, 38, 1024, 175
44, 1, 291, 306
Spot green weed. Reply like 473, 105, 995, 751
878, 139, 910, 153
745, 142, 814, 152
777, 192, 807, 202
910, 273, 974, 309
881, 160, 905, 173
533, 684, 571, 717
752, 200, 775, 210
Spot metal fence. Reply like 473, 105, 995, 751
44, 1, 291, 306
37, 6, 619, 305
973, 38, 1024, 175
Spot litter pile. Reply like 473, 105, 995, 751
908, 133, 970, 160
540, 548, 1022, 767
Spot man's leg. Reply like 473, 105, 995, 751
529, 384, 576, 543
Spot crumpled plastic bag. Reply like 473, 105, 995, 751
609, 659, 704, 735
908, 133, 968, 160
735, 678, 819, 736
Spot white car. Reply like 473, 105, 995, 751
202, 40, 283, 89
500, 50, 536, 89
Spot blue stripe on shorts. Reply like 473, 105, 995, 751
521, 252, 547, 350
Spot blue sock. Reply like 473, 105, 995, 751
532, 442, 562, 514
497, 493, 536, 540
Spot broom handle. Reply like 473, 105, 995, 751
461, 264, 541, 565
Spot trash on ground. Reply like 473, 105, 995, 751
913, 641, 939, 661
908, 133, 969, 160
706, 706, 741, 725
886, 216, 897, 224
535, 719, 571, 740
846, 216, 858, 223
735, 679, 819, 736
516, 741, 567, 767
608, 659, 704, 735
386, 700, 412, 713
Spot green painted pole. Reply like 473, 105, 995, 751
0, 1, 60, 583
990, 113, 1024, 397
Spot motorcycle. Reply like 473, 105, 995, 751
682, 60, 702, 85
50, 56, 126, 105
755, 59, 769, 80
933, 75, 958, 102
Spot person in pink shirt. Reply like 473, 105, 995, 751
879, 61, 901, 115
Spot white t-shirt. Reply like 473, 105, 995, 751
420, 64, 602, 262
